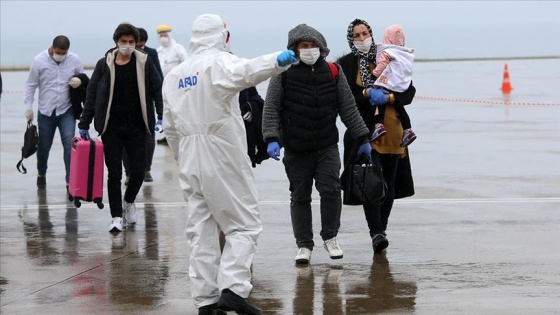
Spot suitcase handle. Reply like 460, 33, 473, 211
72, 136, 94, 150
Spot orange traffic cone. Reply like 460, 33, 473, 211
500, 63, 513, 94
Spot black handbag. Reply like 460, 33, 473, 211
17, 121, 39, 174
342, 154, 387, 206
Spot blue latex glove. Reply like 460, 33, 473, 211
267, 141, 281, 161
79, 129, 90, 140
154, 119, 163, 133
277, 50, 297, 67
357, 141, 372, 161
368, 88, 389, 107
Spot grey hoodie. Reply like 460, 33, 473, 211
287, 24, 330, 57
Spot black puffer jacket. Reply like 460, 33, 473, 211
78, 48, 163, 136
281, 59, 339, 152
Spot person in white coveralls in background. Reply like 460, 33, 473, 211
156, 24, 187, 145
156, 24, 187, 77
162, 13, 297, 315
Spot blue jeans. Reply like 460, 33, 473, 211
283, 145, 342, 250
37, 108, 76, 183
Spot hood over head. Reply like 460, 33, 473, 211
383, 24, 405, 46
346, 18, 376, 60
189, 13, 229, 54
287, 24, 329, 57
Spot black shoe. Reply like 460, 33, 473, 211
198, 303, 226, 315
144, 171, 153, 182
217, 289, 262, 315
37, 176, 46, 190
372, 234, 389, 254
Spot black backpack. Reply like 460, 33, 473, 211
17, 121, 39, 174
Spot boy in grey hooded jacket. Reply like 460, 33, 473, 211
262, 23, 371, 264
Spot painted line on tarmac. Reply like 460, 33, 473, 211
2, 197, 559, 210
259, 197, 560, 205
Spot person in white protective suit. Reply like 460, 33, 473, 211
162, 14, 297, 315
155, 24, 188, 77
156, 24, 187, 145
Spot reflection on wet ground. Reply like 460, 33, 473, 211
11, 193, 560, 314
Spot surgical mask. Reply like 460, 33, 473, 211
353, 37, 373, 53
118, 44, 134, 56
299, 47, 320, 65
159, 36, 170, 47
52, 53, 66, 63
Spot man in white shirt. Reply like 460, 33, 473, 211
24, 35, 85, 190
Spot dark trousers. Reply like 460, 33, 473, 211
283, 145, 342, 250
102, 124, 146, 218
123, 130, 155, 174
372, 104, 412, 129
363, 154, 400, 237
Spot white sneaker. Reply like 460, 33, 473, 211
109, 217, 124, 233
324, 237, 343, 259
294, 247, 312, 264
122, 200, 138, 225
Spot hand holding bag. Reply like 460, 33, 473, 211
342, 153, 387, 206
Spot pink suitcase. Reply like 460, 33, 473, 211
68, 137, 104, 209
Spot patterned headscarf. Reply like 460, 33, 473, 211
347, 19, 377, 88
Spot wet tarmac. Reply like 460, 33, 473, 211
1, 59, 560, 314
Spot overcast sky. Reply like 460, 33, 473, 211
1, 1, 559, 67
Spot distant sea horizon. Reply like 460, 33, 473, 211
3, 22, 560, 71
1, 55, 559, 72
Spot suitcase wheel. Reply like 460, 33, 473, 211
97, 202, 104, 209
74, 199, 81, 208
68, 194, 74, 202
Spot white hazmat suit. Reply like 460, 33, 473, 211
157, 34, 187, 77
162, 14, 290, 308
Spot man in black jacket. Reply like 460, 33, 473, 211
122, 27, 164, 184
78, 23, 163, 233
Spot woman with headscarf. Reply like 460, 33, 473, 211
337, 19, 416, 254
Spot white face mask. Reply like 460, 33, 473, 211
299, 47, 320, 65
52, 53, 66, 63
159, 36, 170, 47
353, 37, 373, 53
118, 45, 134, 56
